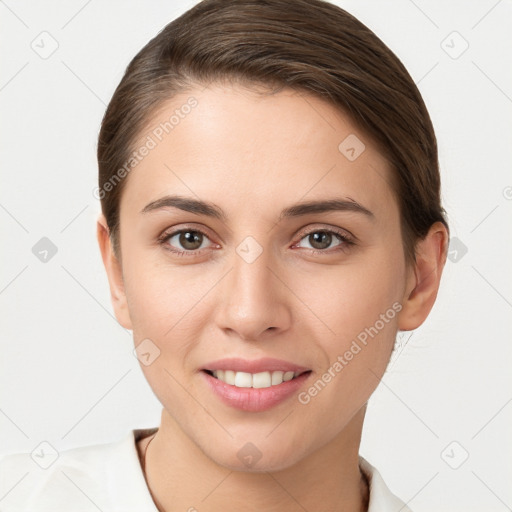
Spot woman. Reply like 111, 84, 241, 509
0, 0, 448, 510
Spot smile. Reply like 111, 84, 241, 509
205, 369, 306, 388
200, 358, 312, 412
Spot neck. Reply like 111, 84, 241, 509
141, 406, 369, 512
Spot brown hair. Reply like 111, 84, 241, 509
97, 0, 448, 262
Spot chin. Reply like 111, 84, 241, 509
202, 437, 307, 473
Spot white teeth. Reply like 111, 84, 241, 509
234, 371, 252, 388
210, 369, 303, 388
253, 371, 271, 388
271, 371, 283, 385
224, 370, 236, 385
283, 371, 295, 382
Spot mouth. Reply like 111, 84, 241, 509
202, 369, 311, 388
200, 357, 312, 412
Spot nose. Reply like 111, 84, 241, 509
214, 245, 292, 342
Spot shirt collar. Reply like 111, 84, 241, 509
359, 455, 412, 512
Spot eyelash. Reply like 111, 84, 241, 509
157, 226, 355, 257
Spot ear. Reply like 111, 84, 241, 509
398, 221, 449, 331
96, 214, 133, 330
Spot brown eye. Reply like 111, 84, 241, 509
162, 229, 212, 253
295, 228, 353, 254
308, 232, 333, 250
178, 231, 204, 250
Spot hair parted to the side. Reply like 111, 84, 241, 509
97, 0, 448, 262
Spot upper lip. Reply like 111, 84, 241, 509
202, 357, 311, 374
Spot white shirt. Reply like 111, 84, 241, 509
0, 428, 412, 511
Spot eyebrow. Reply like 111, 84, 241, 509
140, 195, 374, 221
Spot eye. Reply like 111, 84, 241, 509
158, 225, 354, 257
158, 227, 215, 255
294, 228, 354, 253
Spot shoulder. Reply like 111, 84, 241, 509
0, 429, 158, 512
359, 456, 413, 512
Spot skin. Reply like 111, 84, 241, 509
98, 83, 448, 512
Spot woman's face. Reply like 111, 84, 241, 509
108, 83, 417, 471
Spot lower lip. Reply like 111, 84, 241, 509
202, 371, 311, 412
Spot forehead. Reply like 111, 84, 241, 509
120, 83, 397, 222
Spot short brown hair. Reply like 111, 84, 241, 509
97, 0, 448, 262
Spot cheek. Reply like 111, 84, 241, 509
313, 255, 400, 354
122, 263, 210, 401
122, 256, 221, 372
120, 231, 204, 332
307, 253, 404, 345
295, 254, 404, 418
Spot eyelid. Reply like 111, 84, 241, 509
295, 223, 356, 243
158, 223, 213, 241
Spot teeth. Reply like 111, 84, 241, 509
253, 372, 271, 389
224, 370, 236, 385
283, 371, 295, 381
211, 370, 302, 388
271, 371, 283, 385
234, 371, 252, 388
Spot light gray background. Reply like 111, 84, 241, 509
1, 1, 511, 511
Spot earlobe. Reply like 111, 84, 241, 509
397, 222, 449, 331
96, 214, 133, 330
